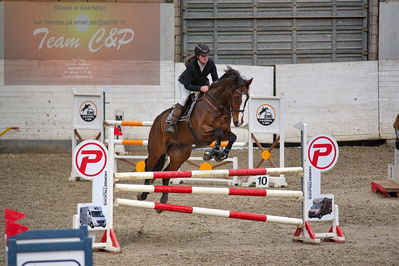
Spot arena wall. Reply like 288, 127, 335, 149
276, 61, 380, 142
2, 59, 397, 152
379, 60, 399, 139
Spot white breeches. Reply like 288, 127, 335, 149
178, 82, 194, 106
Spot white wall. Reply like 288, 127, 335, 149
276, 61, 379, 142
1, 59, 398, 146
379, 60, 399, 139
379, 2, 399, 60
105, 61, 175, 141
0, 62, 176, 141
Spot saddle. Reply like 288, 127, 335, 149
166, 93, 198, 123
166, 93, 208, 145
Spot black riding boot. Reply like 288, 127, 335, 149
166, 104, 184, 136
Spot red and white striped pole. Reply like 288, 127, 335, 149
115, 184, 303, 198
115, 198, 303, 226
114, 167, 303, 180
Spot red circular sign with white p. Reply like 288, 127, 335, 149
307, 134, 339, 172
73, 140, 108, 179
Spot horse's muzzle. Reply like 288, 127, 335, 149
233, 120, 243, 127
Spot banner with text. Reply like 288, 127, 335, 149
4, 2, 160, 85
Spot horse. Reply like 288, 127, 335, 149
394, 113, 399, 149
137, 67, 253, 210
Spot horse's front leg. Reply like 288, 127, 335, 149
203, 129, 223, 161
137, 178, 155, 200
157, 177, 170, 213
137, 156, 163, 201
216, 131, 237, 161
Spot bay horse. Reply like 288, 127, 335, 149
137, 67, 253, 209
394, 113, 399, 149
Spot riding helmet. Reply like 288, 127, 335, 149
194, 43, 210, 56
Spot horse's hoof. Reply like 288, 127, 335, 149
215, 153, 228, 162
160, 197, 168, 204
137, 193, 147, 201
156, 199, 167, 213
214, 156, 223, 162
203, 151, 212, 161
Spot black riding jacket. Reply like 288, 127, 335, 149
178, 58, 219, 91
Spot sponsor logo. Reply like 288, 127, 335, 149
79, 100, 97, 122
256, 104, 276, 126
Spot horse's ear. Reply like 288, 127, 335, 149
247, 78, 253, 86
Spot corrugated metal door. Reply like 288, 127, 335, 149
181, 0, 368, 65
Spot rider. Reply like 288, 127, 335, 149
166, 43, 219, 136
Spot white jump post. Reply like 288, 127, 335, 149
70, 89, 104, 181
294, 122, 344, 243
388, 146, 399, 184
371, 127, 399, 197
72, 140, 119, 253
247, 96, 286, 187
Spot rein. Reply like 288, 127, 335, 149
203, 92, 230, 117
203, 87, 249, 118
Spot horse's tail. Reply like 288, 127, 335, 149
394, 113, 399, 130
145, 109, 171, 172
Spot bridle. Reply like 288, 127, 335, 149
203, 86, 249, 119
230, 87, 249, 126
230, 87, 249, 114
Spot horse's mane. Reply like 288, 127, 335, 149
219, 67, 241, 80
210, 66, 247, 89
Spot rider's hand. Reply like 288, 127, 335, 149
200, 86, 209, 92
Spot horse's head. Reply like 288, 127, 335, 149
209, 67, 253, 127
231, 76, 252, 127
